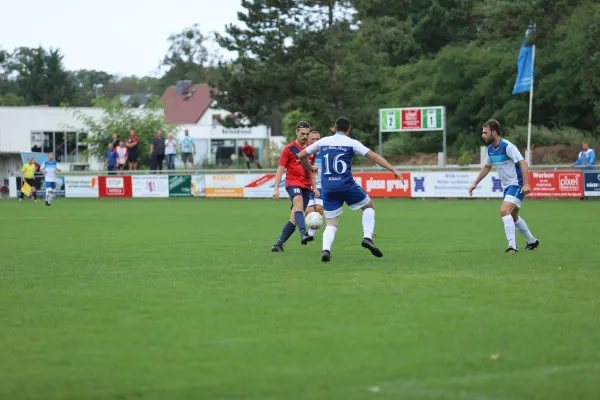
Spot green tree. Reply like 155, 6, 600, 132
71, 97, 176, 168
0, 93, 26, 106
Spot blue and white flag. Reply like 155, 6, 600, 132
512, 21, 536, 95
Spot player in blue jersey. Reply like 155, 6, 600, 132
298, 117, 403, 262
40, 152, 61, 207
305, 130, 324, 237
469, 119, 539, 253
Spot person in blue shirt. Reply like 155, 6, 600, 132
106, 143, 118, 175
572, 141, 595, 170
298, 117, 403, 263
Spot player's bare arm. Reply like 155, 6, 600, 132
365, 151, 403, 183
469, 165, 492, 196
297, 150, 318, 172
518, 160, 531, 194
310, 171, 319, 198
272, 166, 285, 200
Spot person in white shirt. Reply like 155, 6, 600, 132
115, 141, 128, 171
40, 152, 61, 206
165, 133, 177, 170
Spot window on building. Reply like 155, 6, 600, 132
30, 131, 86, 162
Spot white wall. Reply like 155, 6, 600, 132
174, 106, 269, 140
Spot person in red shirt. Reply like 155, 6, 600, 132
241, 141, 262, 169
271, 120, 318, 252
126, 130, 140, 171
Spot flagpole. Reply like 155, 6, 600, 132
526, 44, 535, 166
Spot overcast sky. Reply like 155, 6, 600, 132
1, 0, 242, 77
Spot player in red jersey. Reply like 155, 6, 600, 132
271, 120, 319, 252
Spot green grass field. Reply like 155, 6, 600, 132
1, 198, 599, 400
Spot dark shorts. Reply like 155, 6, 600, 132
182, 152, 193, 163
246, 156, 255, 162
45, 181, 56, 190
24, 178, 37, 188
286, 186, 311, 211
128, 151, 138, 162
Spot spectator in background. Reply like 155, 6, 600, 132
165, 133, 177, 170
126, 130, 139, 171
150, 130, 165, 172
106, 143, 118, 175
572, 141, 595, 170
111, 133, 120, 149
115, 140, 128, 171
242, 141, 262, 169
179, 129, 196, 170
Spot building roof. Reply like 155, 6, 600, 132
160, 83, 215, 125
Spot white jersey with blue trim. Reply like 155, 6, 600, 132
305, 133, 370, 192
41, 160, 59, 182
314, 152, 322, 187
484, 139, 524, 189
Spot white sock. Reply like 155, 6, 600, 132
502, 215, 516, 248
362, 208, 375, 239
323, 226, 337, 251
45, 191, 50, 202
308, 228, 316, 237
48, 191, 54, 204
515, 217, 536, 243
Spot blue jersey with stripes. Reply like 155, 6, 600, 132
305, 132, 370, 192
484, 139, 524, 189
314, 152, 323, 188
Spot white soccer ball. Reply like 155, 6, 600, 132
305, 212, 323, 230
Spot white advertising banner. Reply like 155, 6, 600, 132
410, 171, 503, 198
243, 173, 290, 199
192, 175, 206, 197
204, 173, 263, 188
65, 176, 99, 198
132, 175, 169, 198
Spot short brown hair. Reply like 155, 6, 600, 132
483, 119, 501, 136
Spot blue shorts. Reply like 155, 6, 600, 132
45, 181, 56, 190
503, 185, 525, 208
308, 187, 323, 207
322, 184, 371, 218
286, 186, 310, 211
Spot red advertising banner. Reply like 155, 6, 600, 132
528, 171, 584, 198
98, 176, 133, 198
353, 172, 412, 198
401, 109, 422, 130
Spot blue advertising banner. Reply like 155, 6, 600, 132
584, 172, 600, 197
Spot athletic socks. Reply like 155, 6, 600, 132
276, 221, 296, 246
362, 208, 375, 239
323, 226, 338, 251
294, 211, 308, 234
308, 228, 316, 237
501, 215, 517, 248
515, 217, 536, 243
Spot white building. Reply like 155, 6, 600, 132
161, 81, 280, 167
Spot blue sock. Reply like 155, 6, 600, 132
294, 211, 307, 234
277, 221, 296, 246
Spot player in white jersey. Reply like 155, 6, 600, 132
469, 119, 539, 253
298, 117, 403, 262
305, 130, 324, 237
40, 152, 60, 207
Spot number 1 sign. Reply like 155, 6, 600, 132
378, 106, 447, 166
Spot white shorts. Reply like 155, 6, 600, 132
307, 198, 323, 207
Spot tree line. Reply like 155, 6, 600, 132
1, 0, 599, 158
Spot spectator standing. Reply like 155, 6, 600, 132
111, 133, 120, 149
106, 143, 118, 175
572, 141, 595, 170
115, 141, 128, 171
242, 141, 262, 169
126, 130, 140, 171
179, 129, 196, 170
165, 133, 177, 170
150, 130, 166, 172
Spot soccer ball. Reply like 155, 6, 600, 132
305, 212, 323, 230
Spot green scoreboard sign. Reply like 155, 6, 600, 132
380, 107, 444, 132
